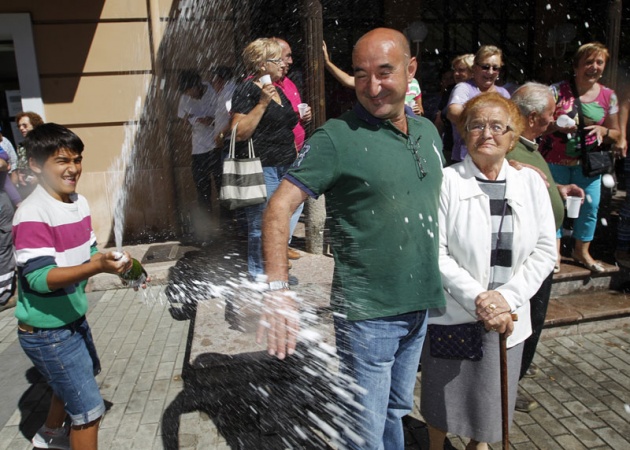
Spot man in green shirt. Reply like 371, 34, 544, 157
258, 28, 445, 449
509, 82, 584, 412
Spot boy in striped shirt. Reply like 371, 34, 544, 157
13, 123, 135, 450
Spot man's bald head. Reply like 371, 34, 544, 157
273, 37, 292, 77
351, 28, 416, 123
353, 28, 411, 64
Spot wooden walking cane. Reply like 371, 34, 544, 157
500, 331, 509, 450
500, 314, 518, 450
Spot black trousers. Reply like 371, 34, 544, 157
191, 150, 223, 213
519, 271, 553, 379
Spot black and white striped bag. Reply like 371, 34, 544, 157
219, 124, 267, 210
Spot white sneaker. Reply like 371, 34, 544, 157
32, 425, 70, 450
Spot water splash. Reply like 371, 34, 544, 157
107, 91, 148, 252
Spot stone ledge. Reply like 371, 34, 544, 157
188, 285, 335, 385
545, 291, 630, 329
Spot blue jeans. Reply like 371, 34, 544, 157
244, 165, 294, 278
18, 317, 105, 425
334, 310, 428, 450
549, 163, 601, 241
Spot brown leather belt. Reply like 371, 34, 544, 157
18, 316, 85, 334
18, 322, 36, 333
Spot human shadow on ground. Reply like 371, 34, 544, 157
16, 367, 50, 442
16, 367, 113, 446
158, 236, 452, 450
161, 299, 337, 449
162, 232, 362, 450
160, 234, 345, 449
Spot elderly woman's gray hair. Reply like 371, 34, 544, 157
511, 82, 554, 117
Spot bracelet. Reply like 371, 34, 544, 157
267, 281, 290, 291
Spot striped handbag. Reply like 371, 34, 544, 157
219, 123, 267, 210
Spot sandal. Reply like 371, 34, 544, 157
571, 252, 605, 273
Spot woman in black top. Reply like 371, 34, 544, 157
230, 38, 298, 279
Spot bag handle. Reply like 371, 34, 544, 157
569, 79, 588, 154
228, 123, 256, 159
228, 123, 238, 159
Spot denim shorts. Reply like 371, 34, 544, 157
18, 316, 105, 426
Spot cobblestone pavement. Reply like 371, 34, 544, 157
0, 284, 628, 449
407, 325, 630, 450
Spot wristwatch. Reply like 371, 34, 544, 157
267, 281, 290, 291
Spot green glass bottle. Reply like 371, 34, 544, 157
120, 258, 147, 288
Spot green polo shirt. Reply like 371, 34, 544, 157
507, 138, 564, 230
286, 105, 446, 321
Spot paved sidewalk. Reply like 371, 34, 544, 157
0, 285, 189, 449
0, 279, 628, 449
0, 237, 630, 450
408, 326, 630, 449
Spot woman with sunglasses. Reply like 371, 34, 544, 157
447, 46, 510, 164
230, 38, 298, 280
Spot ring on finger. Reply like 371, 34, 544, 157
486, 303, 497, 313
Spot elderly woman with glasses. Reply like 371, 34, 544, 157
447, 46, 511, 163
421, 93, 556, 450
230, 38, 298, 280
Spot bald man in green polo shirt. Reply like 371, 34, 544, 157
258, 28, 446, 449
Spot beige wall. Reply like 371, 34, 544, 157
0, 0, 245, 246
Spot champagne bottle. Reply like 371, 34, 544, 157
113, 252, 148, 288
120, 258, 148, 288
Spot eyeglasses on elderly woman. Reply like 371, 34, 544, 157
465, 122, 512, 136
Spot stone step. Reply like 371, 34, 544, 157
551, 255, 620, 297
543, 289, 630, 338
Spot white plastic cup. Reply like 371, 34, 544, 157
259, 74, 272, 85
566, 196, 582, 219
298, 103, 309, 118
556, 114, 576, 128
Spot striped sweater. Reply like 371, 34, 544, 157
12, 184, 97, 328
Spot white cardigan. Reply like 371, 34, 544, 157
429, 155, 557, 347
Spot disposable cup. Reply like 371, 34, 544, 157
259, 74, 272, 85
298, 103, 309, 118
556, 114, 575, 128
566, 196, 581, 219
